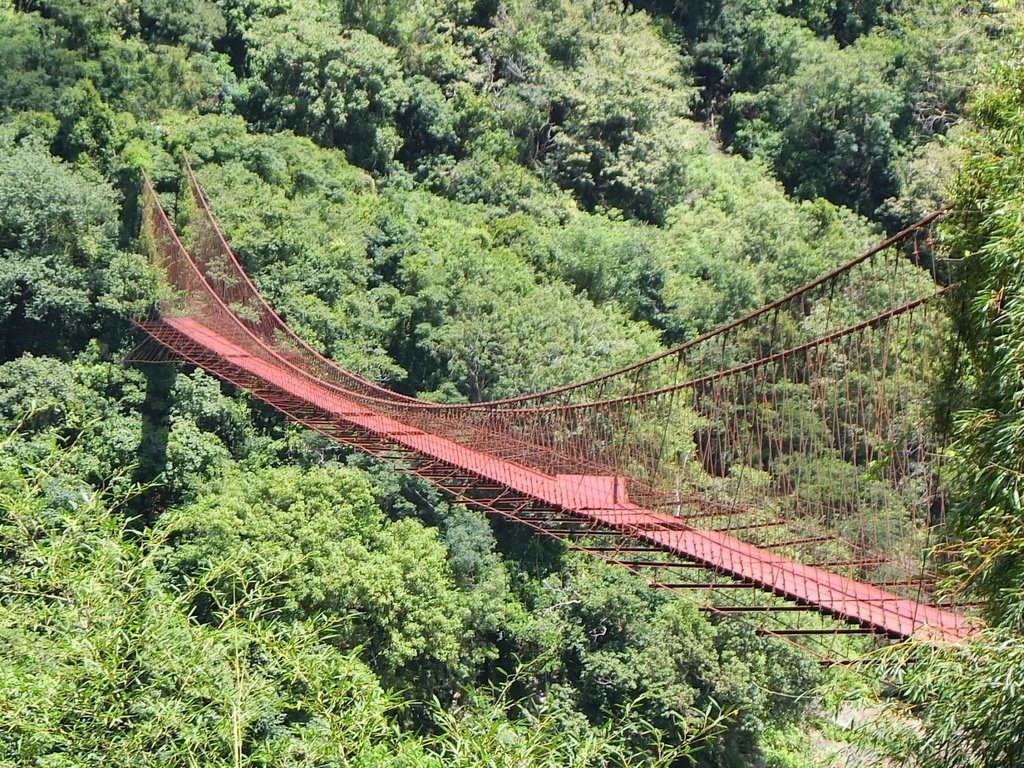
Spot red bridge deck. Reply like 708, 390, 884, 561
142, 314, 972, 643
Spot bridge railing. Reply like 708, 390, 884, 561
148, 164, 956, 605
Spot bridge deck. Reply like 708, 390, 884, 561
145, 315, 971, 643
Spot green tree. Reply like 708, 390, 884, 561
541, 5, 701, 223
942, 34, 1024, 625
0, 437, 428, 767
845, 630, 1024, 768
832, 33, 1024, 768
733, 34, 909, 214
0, 141, 120, 358
243, 3, 411, 172
157, 464, 469, 697
512, 558, 818, 767
0, 5, 82, 118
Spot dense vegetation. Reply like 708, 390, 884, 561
0, 0, 1018, 765
837, 34, 1024, 768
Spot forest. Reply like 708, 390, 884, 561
1, 0, 1023, 766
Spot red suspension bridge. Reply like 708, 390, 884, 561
134, 164, 973, 659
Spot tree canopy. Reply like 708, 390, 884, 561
0, 0, 1018, 765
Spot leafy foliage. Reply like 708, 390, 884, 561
942, 33, 1024, 627
0, 140, 119, 356
243, 5, 411, 172
0, 440, 426, 767
825, 31, 1024, 768
158, 464, 468, 694
0, 0, 1010, 765
833, 630, 1024, 768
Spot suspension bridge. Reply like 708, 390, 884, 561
133, 164, 974, 659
